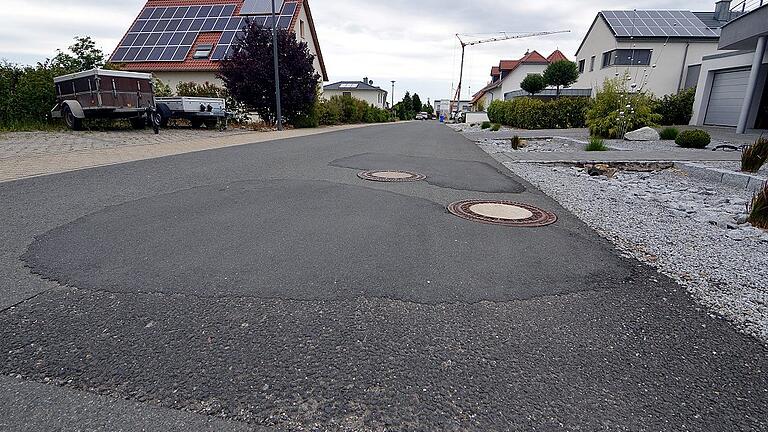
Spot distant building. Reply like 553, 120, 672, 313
110, 0, 328, 91
691, 2, 767, 131
323, 78, 388, 109
434, 99, 470, 117
471, 50, 571, 110
572, 1, 738, 97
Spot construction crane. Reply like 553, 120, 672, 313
451, 30, 571, 117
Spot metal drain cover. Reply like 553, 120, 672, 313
357, 170, 426, 182
447, 200, 557, 227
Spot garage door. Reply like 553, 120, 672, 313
704, 68, 750, 127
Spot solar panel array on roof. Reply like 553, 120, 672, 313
602, 10, 720, 38
111, 1, 298, 63
241, 0, 286, 15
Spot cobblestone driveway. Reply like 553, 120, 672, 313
0, 125, 372, 183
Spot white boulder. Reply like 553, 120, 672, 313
624, 127, 660, 141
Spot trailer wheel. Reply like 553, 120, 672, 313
130, 117, 146, 130
190, 119, 203, 129
62, 105, 83, 131
204, 119, 218, 129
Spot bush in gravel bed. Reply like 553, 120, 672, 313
741, 137, 768, 173
675, 130, 711, 149
585, 137, 608, 151
586, 76, 660, 138
510, 135, 525, 150
481, 121, 491, 129
748, 181, 768, 229
653, 87, 696, 125
659, 127, 679, 140
490, 124, 501, 131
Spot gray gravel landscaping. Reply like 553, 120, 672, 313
504, 162, 768, 343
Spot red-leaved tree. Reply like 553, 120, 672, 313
218, 22, 320, 125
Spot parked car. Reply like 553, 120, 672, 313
415, 112, 429, 120
51, 69, 160, 133
155, 97, 227, 129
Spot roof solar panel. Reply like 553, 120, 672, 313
602, 10, 719, 38
241, 0, 285, 15
113, 1, 299, 64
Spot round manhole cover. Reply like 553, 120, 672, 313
447, 200, 557, 227
357, 170, 426, 182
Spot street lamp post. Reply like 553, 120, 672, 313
390, 80, 395, 109
271, 0, 283, 131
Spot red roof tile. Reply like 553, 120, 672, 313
547, 50, 569, 63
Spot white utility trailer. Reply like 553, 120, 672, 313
155, 97, 227, 129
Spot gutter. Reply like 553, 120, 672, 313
677, 42, 691, 93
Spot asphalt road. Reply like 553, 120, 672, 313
0, 121, 766, 431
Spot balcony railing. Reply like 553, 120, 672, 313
731, 0, 765, 14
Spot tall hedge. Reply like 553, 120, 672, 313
487, 97, 591, 129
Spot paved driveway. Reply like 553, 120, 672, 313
0, 122, 766, 431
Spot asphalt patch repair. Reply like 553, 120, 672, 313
22, 179, 622, 304
331, 153, 525, 193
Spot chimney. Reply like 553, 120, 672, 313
714, 0, 732, 21
363, 77, 368, 84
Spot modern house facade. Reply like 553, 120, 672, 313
110, 0, 328, 91
471, 50, 569, 110
572, 2, 738, 98
323, 79, 389, 109
691, 2, 768, 131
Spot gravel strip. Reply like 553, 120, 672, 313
503, 162, 768, 343
701, 160, 768, 177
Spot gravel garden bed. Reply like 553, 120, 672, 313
504, 162, 768, 343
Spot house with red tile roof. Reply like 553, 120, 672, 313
471, 50, 568, 110
110, 0, 328, 92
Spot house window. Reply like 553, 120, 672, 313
578, 59, 585, 73
590, 56, 596, 72
602, 49, 652, 68
342, 91, 352, 98
192, 44, 213, 59
300, 20, 305, 39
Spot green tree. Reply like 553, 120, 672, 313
412, 93, 422, 114
51, 36, 106, 72
396, 92, 415, 120
424, 104, 434, 115
218, 22, 320, 125
543, 60, 579, 97
520, 73, 547, 96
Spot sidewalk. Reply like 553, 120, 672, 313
0, 124, 377, 183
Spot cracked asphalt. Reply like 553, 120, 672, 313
0, 121, 766, 431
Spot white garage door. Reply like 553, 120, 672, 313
704, 68, 750, 127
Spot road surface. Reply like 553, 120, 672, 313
0, 122, 765, 431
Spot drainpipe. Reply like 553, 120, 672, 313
737, 36, 767, 134
677, 42, 690, 93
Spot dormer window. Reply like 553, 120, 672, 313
193, 44, 213, 59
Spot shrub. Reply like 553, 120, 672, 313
659, 127, 679, 140
675, 129, 711, 148
586, 75, 661, 138
585, 137, 608, 151
741, 137, 768, 173
315, 95, 390, 126
654, 87, 696, 125
153, 77, 173, 97
490, 123, 501, 131
481, 121, 491, 129
485, 97, 590, 130
749, 181, 768, 229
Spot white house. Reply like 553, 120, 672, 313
111, 0, 328, 90
323, 79, 388, 109
434, 99, 470, 117
572, 1, 739, 98
471, 50, 569, 109
691, 3, 768, 132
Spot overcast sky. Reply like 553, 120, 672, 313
0, 0, 720, 103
